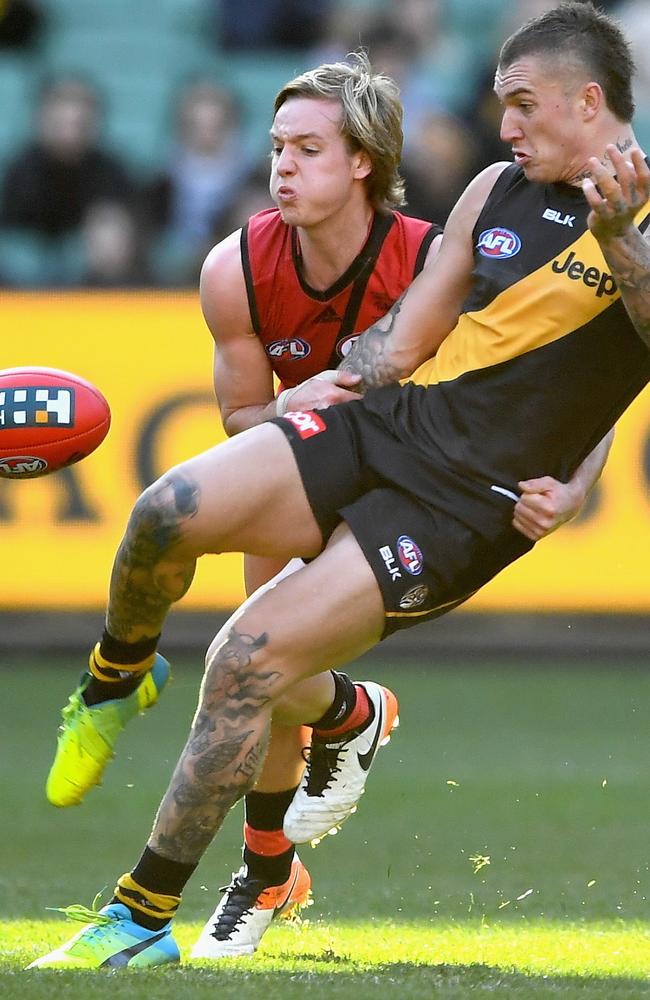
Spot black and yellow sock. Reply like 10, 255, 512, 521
83, 630, 160, 706
112, 846, 197, 930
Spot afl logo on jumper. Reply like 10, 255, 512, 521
477, 227, 521, 259
397, 535, 423, 575
267, 338, 311, 360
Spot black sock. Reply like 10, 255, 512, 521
311, 671, 370, 731
243, 787, 298, 885
99, 630, 161, 664
242, 844, 295, 886
83, 631, 161, 706
84, 673, 142, 706
112, 846, 197, 930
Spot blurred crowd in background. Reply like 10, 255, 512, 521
0, 0, 648, 290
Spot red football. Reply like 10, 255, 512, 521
0, 366, 111, 479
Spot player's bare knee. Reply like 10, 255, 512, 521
204, 623, 286, 717
128, 469, 201, 561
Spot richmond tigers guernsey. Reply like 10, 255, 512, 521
362, 163, 650, 524
241, 207, 439, 388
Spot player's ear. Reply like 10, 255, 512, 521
581, 81, 603, 122
353, 149, 372, 180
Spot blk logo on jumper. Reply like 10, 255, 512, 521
397, 535, 423, 575
477, 227, 521, 259
542, 207, 575, 227
267, 338, 311, 360
0, 386, 74, 429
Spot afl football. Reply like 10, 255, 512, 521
0, 366, 111, 479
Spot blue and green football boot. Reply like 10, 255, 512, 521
46, 653, 171, 807
26, 902, 180, 969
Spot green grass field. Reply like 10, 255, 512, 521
2, 653, 650, 998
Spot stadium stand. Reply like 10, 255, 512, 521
0, 0, 645, 287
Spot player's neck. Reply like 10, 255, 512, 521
296, 201, 374, 292
566, 126, 637, 187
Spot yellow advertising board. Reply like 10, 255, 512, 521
1, 291, 649, 612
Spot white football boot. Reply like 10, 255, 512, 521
283, 681, 399, 845
190, 855, 311, 959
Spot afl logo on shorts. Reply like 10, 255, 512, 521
336, 334, 359, 359
397, 535, 423, 575
477, 227, 521, 259
283, 410, 326, 439
267, 338, 311, 360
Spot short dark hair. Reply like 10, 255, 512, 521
498, 1, 635, 122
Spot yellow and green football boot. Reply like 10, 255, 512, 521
46, 653, 170, 807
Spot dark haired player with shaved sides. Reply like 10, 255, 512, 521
31, 2, 646, 968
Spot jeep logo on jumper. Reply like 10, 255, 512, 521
477, 227, 521, 259
0, 386, 74, 429
397, 535, 423, 575
267, 338, 311, 360
551, 251, 617, 297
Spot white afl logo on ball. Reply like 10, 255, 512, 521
0, 455, 49, 477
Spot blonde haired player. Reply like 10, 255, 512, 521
37, 34, 618, 968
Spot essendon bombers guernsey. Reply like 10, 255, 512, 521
364, 162, 650, 523
241, 207, 440, 388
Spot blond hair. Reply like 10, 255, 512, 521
274, 51, 405, 211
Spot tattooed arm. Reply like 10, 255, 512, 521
338, 292, 411, 389
339, 162, 512, 391
583, 145, 650, 350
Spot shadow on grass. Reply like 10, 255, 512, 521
11, 961, 650, 999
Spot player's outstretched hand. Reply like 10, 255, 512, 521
512, 475, 585, 542
277, 370, 362, 415
582, 145, 650, 241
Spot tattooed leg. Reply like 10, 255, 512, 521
147, 525, 384, 864
150, 626, 280, 863
132, 521, 383, 870
106, 470, 200, 642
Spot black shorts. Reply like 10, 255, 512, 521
272, 402, 532, 638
